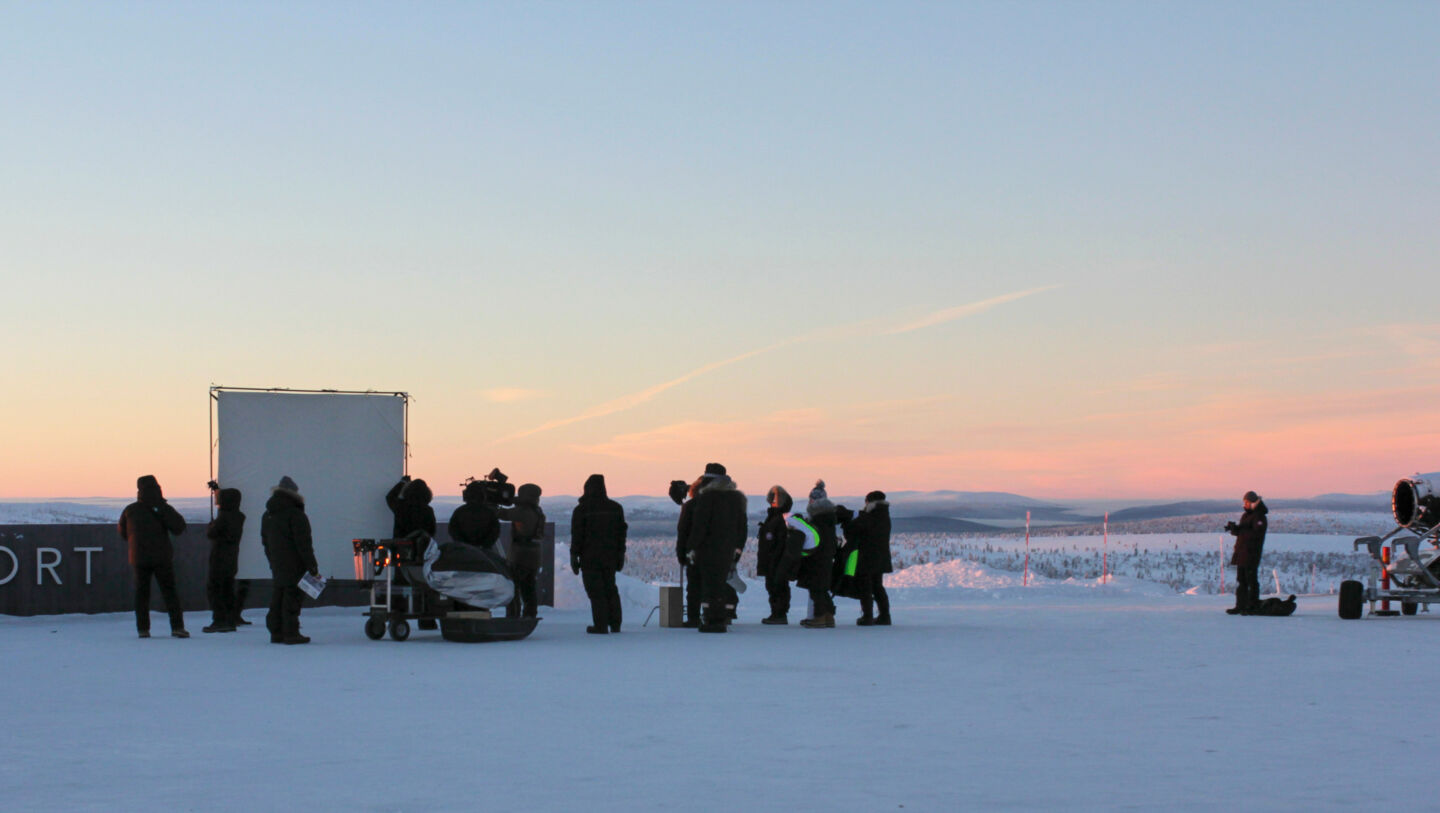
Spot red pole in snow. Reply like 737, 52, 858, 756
1381, 544, 1392, 612
1102, 512, 1109, 585
1024, 510, 1031, 587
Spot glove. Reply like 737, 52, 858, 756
677, 553, 687, 568
1224, 521, 1237, 533
618, 554, 626, 572
733, 549, 742, 563
835, 505, 854, 524
571, 558, 580, 576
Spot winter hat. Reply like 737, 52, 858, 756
668, 480, 689, 506
517, 483, 542, 505
136, 474, 163, 503
1243, 491, 1260, 503
807, 479, 835, 516
703, 462, 727, 478
865, 490, 886, 503
275, 476, 299, 493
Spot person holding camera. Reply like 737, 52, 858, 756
262, 476, 318, 644
1225, 491, 1269, 615
118, 475, 189, 639
498, 483, 546, 618
687, 463, 747, 633
203, 482, 245, 633
449, 478, 502, 550
756, 485, 794, 625
570, 474, 628, 634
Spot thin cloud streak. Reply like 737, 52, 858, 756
882, 285, 1061, 335
494, 286, 1056, 444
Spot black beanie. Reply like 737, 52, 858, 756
704, 462, 727, 477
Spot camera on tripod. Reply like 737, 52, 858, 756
463, 468, 516, 506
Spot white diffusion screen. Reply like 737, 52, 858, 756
217, 391, 406, 579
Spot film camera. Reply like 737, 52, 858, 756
462, 468, 516, 506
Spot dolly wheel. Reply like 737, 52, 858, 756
365, 616, 387, 640
1339, 580, 1364, 620
1402, 602, 1418, 616
389, 618, 411, 641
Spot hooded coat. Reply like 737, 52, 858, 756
261, 486, 317, 582
206, 488, 246, 572
118, 476, 187, 567
449, 480, 502, 549
571, 474, 628, 572
1229, 500, 1269, 568
687, 475, 748, 566
386, 478, 437, 539
842, 500, 893, 575
498, 484, 546, 571
756, 486, 793, 578
796, 507, 838, 592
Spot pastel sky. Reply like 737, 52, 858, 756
3, 2, 1437, 501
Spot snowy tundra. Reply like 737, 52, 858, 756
0, 542, 1422, 812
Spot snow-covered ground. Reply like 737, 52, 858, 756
2, 552, 1428, 812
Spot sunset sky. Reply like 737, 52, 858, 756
3, 2, 1437, 501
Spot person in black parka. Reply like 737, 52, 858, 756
118, 475, 189, 638
1226, 491, 1269, 615
841, 490, 893, 626
798, 480, 838, 629
386, 476, 437, 542
386, 476, 437, 625
203, 486, 245, 633
262, 476, 318, 644
673, 478, 702, 627
571, 474, 628, 634
756, 485, 793, 625
498, 483, 546, 618
687, 463, 748, 633
449, 479, 502, 550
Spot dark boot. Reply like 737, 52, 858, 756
857, 615, 875, 626
283, 634, 311, 645
761, 614, 787, 625
874, 614, 891, 626
586, 626, 609, 634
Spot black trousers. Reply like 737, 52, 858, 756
582, 567, 621, 630
267, 583, 305, 638
509, 563, 538, 618
206, 544, 238, 627
764, 569, 791, 617
1235, 563, 1260, 610
699, 551, 733, 624
684, 564, 702, 621
859, 573, 890, 619
807, 553, 836, 617
134, 562, 185, 633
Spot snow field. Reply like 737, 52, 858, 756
4, 556, 1434, 812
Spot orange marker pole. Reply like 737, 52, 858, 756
1024, 510, 1031, 587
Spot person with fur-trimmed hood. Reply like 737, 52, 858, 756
1226, 491, 1269, 615
262, 476, 318, 644
670, 479, 704, 627
386, 476, 437, 540
840, 490, 893, 626
687, 463, 748, 633
449, 479, 502, 550
203, 486, 246, 633
118, 475, 189, 639
498, 483, 546, 618
757, 485, 793, 624
798, 480, 839, 628
571, 474, 628, 634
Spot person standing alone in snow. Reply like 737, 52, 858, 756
570, 474, 628, 634
1226, 491, 1268, 615
119, 475, 189, 639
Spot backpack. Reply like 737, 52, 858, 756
1252, 595, 1297, 617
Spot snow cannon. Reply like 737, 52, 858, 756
1392, 473, 1440, 530
1341, 471, 1440, 620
